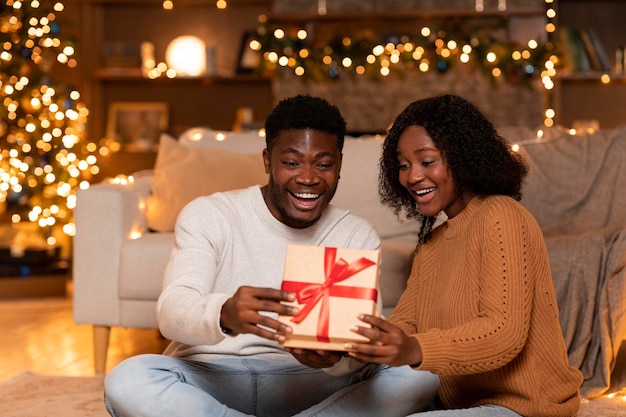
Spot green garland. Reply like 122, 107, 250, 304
252, 21, 553, 87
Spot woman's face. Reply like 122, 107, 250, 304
396, 125, 468, 219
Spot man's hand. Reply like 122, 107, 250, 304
220, 286, 299, 342
344, 314, 423, 367
284, 347, 344, 368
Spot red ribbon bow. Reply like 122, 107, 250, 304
281, 247, 378, 342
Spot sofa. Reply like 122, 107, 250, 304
73, 125, 626, 398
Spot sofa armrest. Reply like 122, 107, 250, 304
73, 180, 149, 326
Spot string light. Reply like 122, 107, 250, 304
252, 19, 549, 87
541, 0, 558, 127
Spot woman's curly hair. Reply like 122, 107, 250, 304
379, 94, 528, 246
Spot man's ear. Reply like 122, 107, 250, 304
262, 148, 271, 174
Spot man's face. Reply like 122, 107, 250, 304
262, 129, 342, 229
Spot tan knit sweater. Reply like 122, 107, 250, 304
389, 195, 583, 417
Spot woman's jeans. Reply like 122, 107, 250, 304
411, 404, 523, 416
104, 353, 440, 417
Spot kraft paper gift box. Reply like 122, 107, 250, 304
278, 244, 380, 351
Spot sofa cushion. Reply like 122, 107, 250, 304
146, 134, 268, 232
332, 136, 421, 239
147, 129, 420, 237
177, 127, 267, 152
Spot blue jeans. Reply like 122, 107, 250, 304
410, 405, 522, 416
104, 354, 439, 417
409, 396, 523, 416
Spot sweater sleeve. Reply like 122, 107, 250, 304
157, 197, 232, 346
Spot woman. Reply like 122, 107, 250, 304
345, 94, 583, 416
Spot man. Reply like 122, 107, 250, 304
104, 95, 439, 417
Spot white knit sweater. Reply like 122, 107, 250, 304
158, 185, 380, 368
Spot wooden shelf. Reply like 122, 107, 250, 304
95, 67, 271, 84
265, 8, 545, 23
84, 0, 269, 6
556, 71, 626, 82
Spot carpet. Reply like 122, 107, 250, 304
0, 372, 107, 417
0, 372, 625, 417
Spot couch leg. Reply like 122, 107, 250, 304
94, 325, 111, 374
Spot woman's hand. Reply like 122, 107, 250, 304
345, 314, 423, 367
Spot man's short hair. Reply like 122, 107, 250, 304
264, 95, 346, 152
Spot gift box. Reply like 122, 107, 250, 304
279, 244, 380, 351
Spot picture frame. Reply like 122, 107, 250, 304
106, 101, 169, 152
236, 30, 261, 74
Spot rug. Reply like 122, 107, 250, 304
0, 372, 625, 416
0, 372, 107, 417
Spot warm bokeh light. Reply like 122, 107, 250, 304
165, 36, 207, 77
0, 1, 97, 237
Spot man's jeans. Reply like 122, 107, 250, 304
104, 354, 440, 417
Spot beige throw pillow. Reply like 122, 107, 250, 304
146, 134, 267, 232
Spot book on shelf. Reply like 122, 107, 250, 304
564, 27, 590, 72
558, 27, 611, 73
102, 42, 142, 69
585, 28, 611, 71
579, 30, 603, 71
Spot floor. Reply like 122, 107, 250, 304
2, 280, 626, 416
0, 280, 169, 383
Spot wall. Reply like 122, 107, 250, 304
274, 69, 545, 134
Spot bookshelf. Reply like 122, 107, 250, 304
67, 0, 275, 182
80, 0, 274, 143
554, 0, 626, 128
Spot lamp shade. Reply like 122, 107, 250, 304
165, 35, 206, 77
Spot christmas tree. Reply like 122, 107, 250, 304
0, 0, 96, 246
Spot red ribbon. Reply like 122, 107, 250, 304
281, 247, 377, 342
